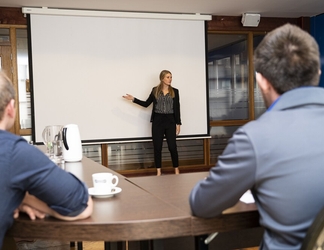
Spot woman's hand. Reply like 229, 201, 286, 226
122, 94, 134, 101
176, 125, 181, 136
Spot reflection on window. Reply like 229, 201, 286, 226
0, 28, 10, 43
208, 34, 249, 121
108, 140, 204, 171
253, 35, 267, 119
209, 126, 239, 165
82, 145, 102, 164
16, 29, 31, 129
254, 83, 266, 119
0, 29, 10, 72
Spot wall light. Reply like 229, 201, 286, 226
241, 13, 261, 27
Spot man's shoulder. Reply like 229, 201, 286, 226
0, 130, 26, 144
238, 114, 274, 140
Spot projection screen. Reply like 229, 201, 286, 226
27, 12, 209, 143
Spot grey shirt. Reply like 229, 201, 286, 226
155, 92, 174, 114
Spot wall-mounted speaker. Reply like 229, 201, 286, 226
241, 13, 261, 27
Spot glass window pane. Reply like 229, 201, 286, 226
208, 34, 249, 121
108, 142, 154, 171
0, 28, 10, 43
16, 29, 31, 129
253, 34, 267, 119
209, 126, 239, 165
108, 140, 204, 171
83, 145, 102, 164
178, 139, 204, 166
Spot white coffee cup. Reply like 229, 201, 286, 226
92, 173, 119, 191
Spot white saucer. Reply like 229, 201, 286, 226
88, 187, 122, 198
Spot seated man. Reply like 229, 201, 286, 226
0, 71, 93, 249
189, 24, 324, 250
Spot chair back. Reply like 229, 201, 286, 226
300, 206, 324, 250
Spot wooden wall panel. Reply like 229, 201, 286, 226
0, 7, 26, 25
208, 16, 310, 33
0, 7, 310, 32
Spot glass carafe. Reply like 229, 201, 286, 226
42, 125, 64, 166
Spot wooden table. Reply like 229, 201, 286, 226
127, 172, 260, 234
6, 158, 262, 249
6, 158, 191, 242
127, 173, 262, 249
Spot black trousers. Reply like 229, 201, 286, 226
152, 113, 179, 169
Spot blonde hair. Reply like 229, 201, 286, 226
0, 71, 15, 121
154, 70, 175, 99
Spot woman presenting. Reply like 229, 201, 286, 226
123, 70, 181, 176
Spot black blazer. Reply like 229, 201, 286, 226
133, 87, 181, 125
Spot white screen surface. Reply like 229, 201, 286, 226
29, 14, 208, 143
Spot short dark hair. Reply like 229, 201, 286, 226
254, 23, 320, 94
0, 71, 15, 121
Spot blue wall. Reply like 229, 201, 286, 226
311, 13, 324, 88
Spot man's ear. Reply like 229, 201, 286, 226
256, 72, 280, 108
256, 72, 271, 92
7, 99, 15, 118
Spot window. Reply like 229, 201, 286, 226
207, 32, 266, 165
208, 34, 249, 121
16, 29, 31, 129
